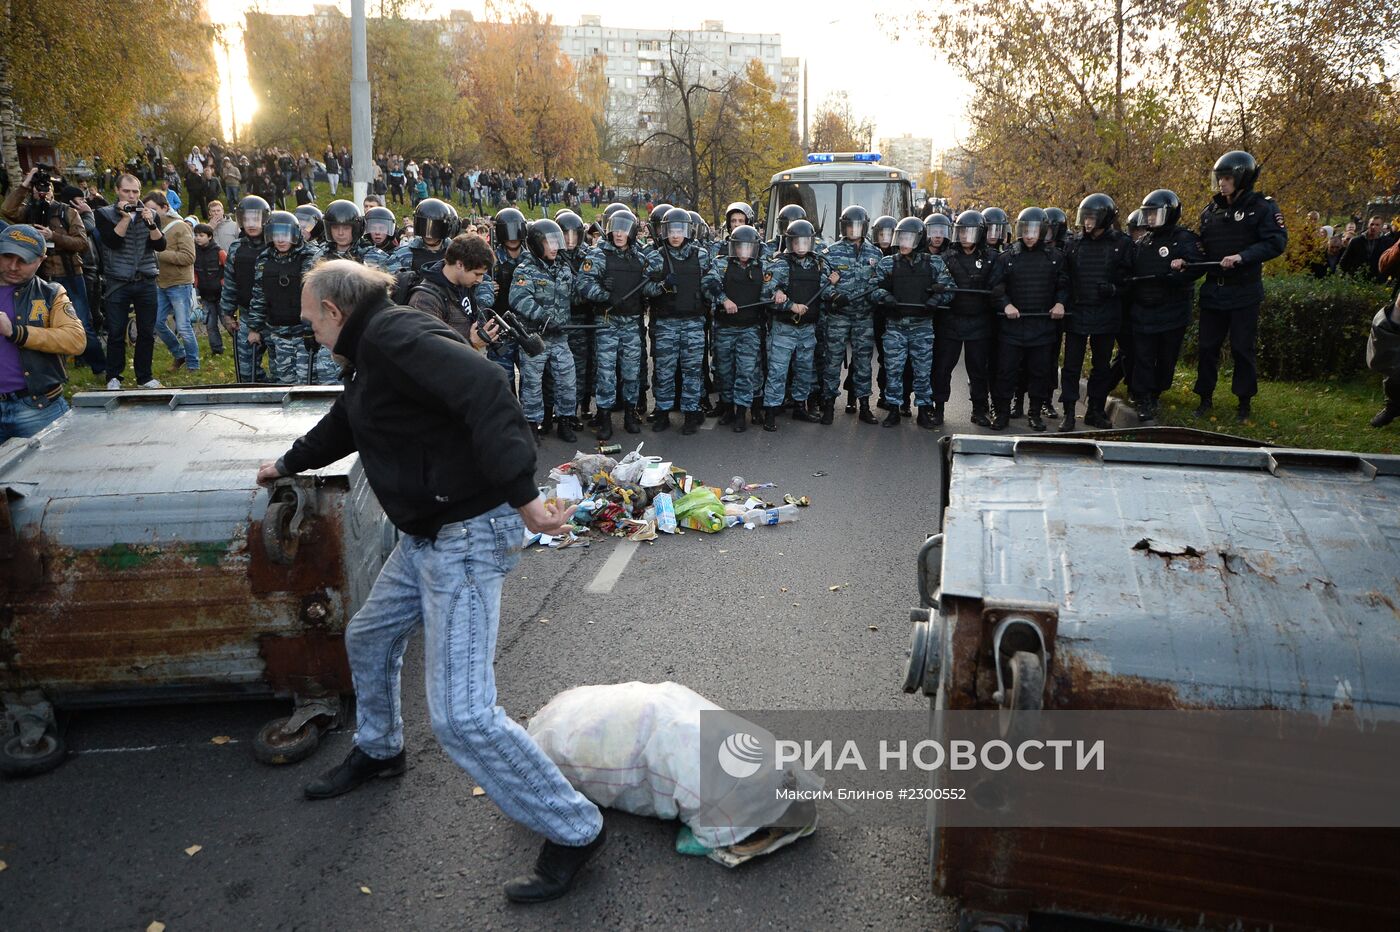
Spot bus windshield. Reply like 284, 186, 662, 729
768, 180, 910, 241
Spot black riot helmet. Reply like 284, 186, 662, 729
602, 202, 629, 221
236, 195, 270, 235
727, 224, 761, 261
413, 198, 459, 244
894, 216, 926, 253
839, 205, 870, 242
606, 209, 639, 247
1015, 206, 1048, 245
953, 210, 985, 248
494, 207, 528, 245
871, 215, 897, 250
785, 218, 816, 256
265, 209, 302, 249
1139, 189, 1182, 231
662, 206, 694, 245
1075, 193, 1117, 234
648, 203, 674, 237
687, 210, 708, 243
294, 203, 324, 241
554, 209, 586, 250
775, 204, 807, 238
526, 217, 565, 262
364, 206, 397, 245
1044, 207, 1068, 245
323, 199, 363, 244
981, 207, 1009, 245
924, 213, 952, 248
725, 201, 755, 231
1212, 150, 1259, 195
1126, 209, 1147, 240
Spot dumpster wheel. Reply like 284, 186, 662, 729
253, 716, 322, 766
997, 651, 1045, 742
1, 731, 66, 777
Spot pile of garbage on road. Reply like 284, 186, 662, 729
526, 443, 812, 549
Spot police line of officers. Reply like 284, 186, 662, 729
215, 149, 1285, 440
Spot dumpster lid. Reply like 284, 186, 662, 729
938, 434, 1400, 713
0, 386, 354, 496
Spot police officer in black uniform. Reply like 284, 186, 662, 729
1129, 189, 1207, 423
933, 210, 994, 427
1058, 193, 1133, 431
1193, 150, 1287, 422
989, 207, 1069, 432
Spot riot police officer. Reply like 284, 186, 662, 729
510, 218, 578, 443
770, 204, 807, 256
762, 218, 829, 430
1044, 207, 1069, 249
1193, 150, 1287, 422
1129, 189, 1207, 423
321, 200, 363, 262
294, 204, 324, 247
474, 207, 529, 385
649, 207, 713, 434
924, 213, 952, 255
219, 195, 272, 383
246, 210, 337, 384
821, 205, 883, 424
869, 217, 954, 429
359, 206, 398, 269
646, 203, 673, 250
982, 207, 1010, 253
1058, 193, 1133, 431
555, 209, 593, 431
934, 210, 995, 427
703, 225, 771, 432
989, 208, 1069, 431
390, 197, 461, 275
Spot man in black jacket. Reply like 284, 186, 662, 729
1059, 194, 1134, 431
989, 208, 1069, 431
258, 260, 606, 904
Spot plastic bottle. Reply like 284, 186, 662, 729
742, 504, 799, 527
654, 492, 677, 534
726, 475, 746, 494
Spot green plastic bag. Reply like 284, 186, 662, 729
672, 487, 725, 533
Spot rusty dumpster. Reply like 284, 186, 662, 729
902, 431, 1400, 931
1, 386, 394, 776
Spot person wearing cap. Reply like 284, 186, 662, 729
2, 167, 104, 373
0, 224, 86, 442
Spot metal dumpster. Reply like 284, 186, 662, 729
1, 386, 394, 775
902, 431, 1400, 931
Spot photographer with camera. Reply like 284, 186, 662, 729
2, 165, 105, 372
95, 173, 168, 389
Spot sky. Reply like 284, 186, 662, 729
208, 0, 970, 161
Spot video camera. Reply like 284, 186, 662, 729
31, 164, 54, 193
471, 301, 545, 357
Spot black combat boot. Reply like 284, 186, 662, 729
791, 403, 818, 423
717, 402, 735, 425
1027, 403, 1047, 431
970, 406, 991, 428
732, 407, 748, 432
820, 396, 835, 425
1372, 405, 1400, 428
929, 402, 945, 427
882, 407, 901, 427
531, 422, 547, 444
596, 411, 613, 440
1192, 395, 1212, 419
1084, 397, 1107, 428
845, 391, 857, 414
541, 410, 554, 432
1135, 398, 1155, 423
1058, 402, 1076, 432
681, 411, 702, 435
623, 406, 642, 434
1041, 401, 1058, 419
857, 398, 878, 424
990, 404, 1010, 431
556, 418, 577, 443
751, 402, 764, 424
304, 747, 406, 800
651, 410, 671, 432
763, 407, 778, 432
1009, 396, 1024, 419
1236, 399, 1251, 423
502, 824, 608, 904
916, 407, 938, 430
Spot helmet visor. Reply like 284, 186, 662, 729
667, 221, 692, 240
366, 217, 395, 237
731, 241, 756, 260
1077, 207, 1104, 232
895, 230, 920, 250
238, 208, 266, 232
789, 236, 812, 255
1142, 206, 1169, 229
1017, 220, 1042, 242
957, 226, 981, 246
419, 218, 450, 242
561, 228, 581, 249
844, 220, 865, 240
927, 222, 951, 241
267, 220, 297, 246
542, 231, 565, 252
874, 227, 893, 247
985, 222, 1007, 242
608, 214, 636, 237
299, 218, 318, 237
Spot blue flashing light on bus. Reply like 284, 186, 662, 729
805, 152, 883, 164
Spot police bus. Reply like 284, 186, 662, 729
765, 152, 914, 243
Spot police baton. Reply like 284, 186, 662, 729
998, 310, 1072, 318
1125, 261, 1221, 284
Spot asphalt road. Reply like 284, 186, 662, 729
2, 378, 1030, 932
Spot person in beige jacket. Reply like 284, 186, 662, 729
146, 191, 201, 371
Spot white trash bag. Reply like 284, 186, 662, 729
527, 681, 821, 861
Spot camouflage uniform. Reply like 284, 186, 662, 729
869, 251, 954, 407
218, 234, 270, 383
359, 239, 395, 271
763, 250, 832, 407
474, 244, 528, 385
577, 241, 662, 411
649, 241, 714, 413
247, 242, 339, 385
387, 236, 447, 275
704, 253, 775, 408
820, 238, 884, 399
509, 252, 577, 423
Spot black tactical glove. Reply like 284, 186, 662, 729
1096, 281, 1117, 299
832, 293, 851, 309
647, 268, 667, 283
665, 273, 677, 287
928, 282, 950, 294
879, 293, 898, 307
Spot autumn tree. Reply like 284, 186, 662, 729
457, 1, 599, 178
0, 0, 215, 179
808, 93, 874, 154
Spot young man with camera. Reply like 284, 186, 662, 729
1, 165, 105, 372
94, 173, 168, 389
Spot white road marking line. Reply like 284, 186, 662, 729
74, 741, 241, 754
586, 540, 639, 594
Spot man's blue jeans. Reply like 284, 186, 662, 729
0, 395, 68, 444
344, 504, 603, 847
156, 284, 200, 370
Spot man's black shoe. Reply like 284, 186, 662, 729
556, 420, 577, 443
791, 405, 818, 423
304, 747, 406, 800
681, 411, 702, 435
990, 406, 1009, 431
503, 825, 608, 904
531, 422, 546, 444
928, 402, 945, 427
857, 399, 878, 424
1236, 400, 1251, 424
1058, 413, 1077, 432
882, 407, 901, 427
820, 397, 835, 425
1027, 412, 1047, 432
844, 392, 857, 414
1009, 397, 1024, 419
876, 397, 892, 411
717, 402, 736, 426
595, 412, 613, 441
651, 411, 671, 432
1372, 406, 1400, 428
970, 408, 991, 428
1041, 402, 1058, 419
916, 407, 937, 430
623, 407, 642, 434
732, 409, 748, 432
1192, 396, 1212, 419
762, 407, 778, 432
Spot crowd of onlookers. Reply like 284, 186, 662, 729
1299, 210, 1400, 282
